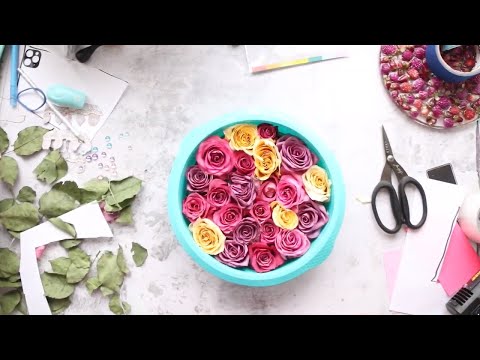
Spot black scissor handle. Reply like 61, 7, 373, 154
398, 176, 428, 229
371, 180, 403, 234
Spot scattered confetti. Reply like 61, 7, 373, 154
124, 132, 129, 137
97, 175, 104, 180
98, 163, 103, 169
76, 165, 85, 174
104, 165, 110, 171
119, 133, 124, 138
92, 154, 98, 161
111, 163, 116, 169
101, 152, 107, 158
85, 155, 92, 162
105, 136, 111, 142
110, 156, 115, 162
92, 147, 98, 153
107, 143, 112, 149
128, 146, 132, 151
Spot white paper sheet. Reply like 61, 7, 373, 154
16, 45, 128, 142
389, 178, 466, 315
20, 203, 113, 315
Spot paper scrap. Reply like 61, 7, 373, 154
389, 178, 465, 315
383, 249, 402, 301
438, 224, 480, 296
20, 202, 113, 315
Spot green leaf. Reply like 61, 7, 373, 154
60, 239, 82, 249
40, 273, 75, 299
49, 217, 77, 238
100, 286, 115, 296
0, 199, 15, 213
105, 197, 135, 213
0, 248, 20, 275
66, 264, 89, 284
0, 126, 9, 154
39, 189, 78, 218
0, 280, 21, 288
49, 257, 72, 275
81, 178, 110, 201
85, 277, 102, 294
105, 176, 142, 207
0, 156, 18, 186
16, 293, 28, 315
109, 295, 131, 315
17, 186, 36, 203
8, 274, 20, 282
13, 126, 50, 156
116, 206, 133, 225
131, 242, 148, 267
66, 247, 91, 284
48, 297, 71, 315
34, 150, 68, 184
0, 202, 40, 232
117, 246, 129, 274
0, 290, 21, 315
97, 251, 124, 293
8, 231, 20, 239
53, 181, 96, 205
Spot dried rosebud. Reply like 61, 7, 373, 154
381, 45, 398, 55
443, 118, 454, 128
402, 50, 413, 61
381, 63, 391, 74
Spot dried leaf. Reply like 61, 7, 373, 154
66, 247, 91, 284
0, 199, 15, 213
0, 248, 20, 275
8, 274, 20, 282
60, 239, 82, 249
39, 189, 78, 218
8, 231, 20, 239
49, 217, 77, 238
117, 246, 129, 274
0, 126, 9, 154
41, 273, 75, 299
13, 126, 50, 156
49, 257, 72, 275
48, 297, 71, 315
100, 286, 115, 296
0, 156, 18, 186
104, 197, 135, 212
16, 293, 28, 315
109, 295, 131, 315
34, 150, 68, 184
0, 280, 21, 288
131, 242, 148, 267
0, 290, 21, 315
66, 264, 89, 284
85, 277, 102, 294
105, 176, 142, 207
81, 178, 110, 201
17, 186, 36, 203
0, 202, 40, 232
52, 181, 97, 205
116, 206, 133, 225
97, 251, 124, 293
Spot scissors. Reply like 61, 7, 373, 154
371, 126, 428, 234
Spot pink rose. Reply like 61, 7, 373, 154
275, 229, 311, 260
234, 151, 255, 176
249, 200, 272, 223
276, 174, 307, 209
248, 242, 285, 273
186, 165, 212, 193
182, 193, 209, 223
36, 246, 46, 259
216, 240, 249, 268
233, 217, 260, 245
196, 136, 235, 177
212, 203, 243, 234
260, 219, 281, 245
256, 175, 278, 202
257, 123, 278, 140
206, 179, 231, 208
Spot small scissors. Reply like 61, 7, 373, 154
371, 126, 428, 234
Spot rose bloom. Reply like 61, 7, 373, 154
206, 179, 231, 208
189, 218, 226, 255
271, 201, 299, 230
276, 174, 307, 209
182, 193, 209, 223
302, 165, 332, 203
275, 229, 311, 260
186, 165, 212, 193
257, 123, 278, 140
252, 138, 281, 181
234, 151, 255, 176
196, 136, 235, 177
276, 135, 318, 174
232, 217, 260, 245
249, 200, 272, 223
216, 240, 249, 268
260, 219, 281, 245
212, 202, 243, 234
224, 124, 258, 155
229, 173, 257, 208
248, 242, 284, 273
256, 175, 278, 202
297, 200, 329, 239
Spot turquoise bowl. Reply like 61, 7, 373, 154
168, 112, 346, 287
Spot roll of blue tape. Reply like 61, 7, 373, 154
426, 45, 480, 83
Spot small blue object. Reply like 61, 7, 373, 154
426, 45, 480, 83
46, 84, 86, 109
167, 111, 346, 287
10, 45, 19, 107
17, 87, 47, 113
441, 45, 461, 52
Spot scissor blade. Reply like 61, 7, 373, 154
382, 126, 394, 158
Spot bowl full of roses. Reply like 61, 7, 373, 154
168, 112, 345, 287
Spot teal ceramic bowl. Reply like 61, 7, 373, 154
168, 112, 346, 287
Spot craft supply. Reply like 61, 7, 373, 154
426, 45, 480, 83
380, 45, 480, 129
458, 192, 480, 244
426, 163, 457, 185
46, 84, 86, 109
441, 45, 461, 52
446, 269, 480, 315
10, 45, 19, 107
371, 126, 428, 234
16, 87, 47, 112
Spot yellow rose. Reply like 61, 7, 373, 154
271, 201, 298, 230
224, 124, 258, 154
302, 165, 332, 203
189, 218, 226, 255
252, 138, 281, 181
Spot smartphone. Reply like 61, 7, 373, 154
426, 163, 457, 185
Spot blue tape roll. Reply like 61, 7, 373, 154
426, 45, 480, 83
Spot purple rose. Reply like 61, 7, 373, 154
249, 200, 272, 223
206, 179, 230, 208
234, 151, 255, 176
182, 193, 209, 223
233, 217, 260, 245
297, 200, 329, 239
276, 135, 318, 174
257, 123, 278, 139
216, 240, 249, 268
229, 173, 256, 208
277, 174, 307, 209
186, 165, 212, 193
275, 229, 311, 259
256, 175, 278, 202
260, 219, 281, 245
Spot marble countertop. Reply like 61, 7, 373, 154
1, 45, 478, 314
